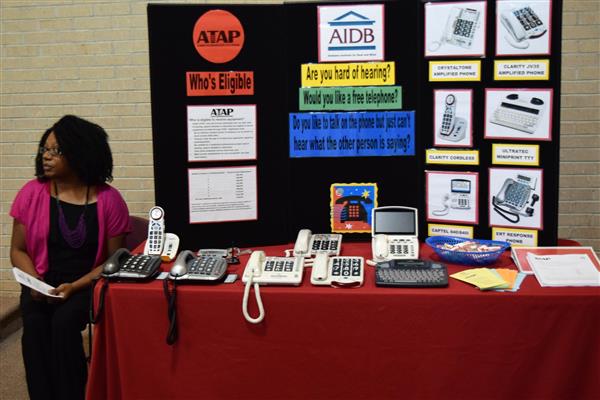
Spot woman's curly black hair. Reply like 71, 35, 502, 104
35, 115, 114, 185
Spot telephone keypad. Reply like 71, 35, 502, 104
330, 257, 362, 278
188, 257, 227, 277
264, 260, 295, 273
504, 183, 529, 210
115, 254, 162, 279
309, 234, 342, 256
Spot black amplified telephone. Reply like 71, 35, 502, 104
102, 248, 162, 280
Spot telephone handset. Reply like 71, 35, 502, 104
310, 253, 364, 287
438, 94, 466, 142
372, 234, 419, 262
293, 229, 342, 257
102, 247, 162, 280
143, 206, 179, 261
493, 174, 539, 223
501, 6, 547, 49
241, 251, 305, 324
167, 250, 228, 282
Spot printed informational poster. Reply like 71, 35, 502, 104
289, 111, 415, 158
188, 167, 257, 224
187, 105, 257, 162
496, 0, 552, 56
426, 171, 479, 224
484, 88, 552, 141
318, 4, 384, 62
330, 183, 377, 233
424, 1, 487, 58
489, 167, 543, 229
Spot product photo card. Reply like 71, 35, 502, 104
426, 170, 479, 225
484, 88, 553, 141
489, 167, 543, 229
330, 183, 378, 233
496, 0, 552, 56
424, 1, 487, 58
433, 89, 473, 147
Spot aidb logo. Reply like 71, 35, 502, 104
327, 11, 376, 51
318, 5, 384, 62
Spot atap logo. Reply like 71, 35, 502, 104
211, 108, 234, 117
193, 9, 244, 64
327, 11, 376, 50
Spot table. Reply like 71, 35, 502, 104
86, 242, 599, 400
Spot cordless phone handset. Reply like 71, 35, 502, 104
145, 206, 165, 256
440, 94, 456, 135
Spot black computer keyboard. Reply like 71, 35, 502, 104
375, 260, 449, 288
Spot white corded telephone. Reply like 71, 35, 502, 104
310, 253, 364, 287
371, 206, 419, 263
492, 174, 539, 224
429, 7, 480, 52
438, 94, 466, 142
490, 93, 545, 134
433, 179, 472, 216
143, 206, 180, 261
241, 251, 305, 324
501, 6, 547, 49
292, 229, 342, 257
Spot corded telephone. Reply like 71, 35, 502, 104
336, 195, 372, 223
241, 251, 305, 324
143, 206, 180, 261
371, 206, 419, 262
492, 174, 539, 224
310, 253, 364, 287
438, 94, 466, 142
501, 6, 547, 49
490, 93, 545, 134
293, 229, 342, 257
102, 247, 162, 280
167, 250, 228, 282
433, 179, 471, 216
429, 7, 480, 52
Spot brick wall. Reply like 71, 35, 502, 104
1, 0, 598, 295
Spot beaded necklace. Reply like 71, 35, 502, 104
54, 181, 89, 249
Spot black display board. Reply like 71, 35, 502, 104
147, 0, 562, 249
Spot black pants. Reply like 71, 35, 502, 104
20, 285, 90, 400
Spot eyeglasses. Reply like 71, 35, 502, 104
39, 146, 63, 157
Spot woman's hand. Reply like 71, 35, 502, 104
50, 283, 74, 300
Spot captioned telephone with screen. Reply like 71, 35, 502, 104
429, 7, 480, 52
143, 206, 179, 261
501, 6, 547, 49
241, 251, 305, 324
310, 253, 364, 287
371, 206, 419, 262
102, 248, 162, 280
490, 93, 545, 134
293, 229, 342, 257
433, 179, 472, 217
492, 174, 539, 224
167, 250, 228, 282
438, 94, 466, 142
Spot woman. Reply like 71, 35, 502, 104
9, 115, 131, 400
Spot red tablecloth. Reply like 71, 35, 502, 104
86, 242, 600, 400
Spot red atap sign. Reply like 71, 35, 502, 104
192, 9, 245, 64
186, 71, 254, 96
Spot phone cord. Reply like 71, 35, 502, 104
492, 196, 520, 224
242, 274, 264, 324
163, 279, 178, 345
89, 277, 109, 325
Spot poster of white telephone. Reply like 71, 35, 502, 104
489, 168, 543, 229
425, 1, 486, 57
241, 251, 305, 324
142, 206, 180, 261
434, 89, 473, 147
310, 253, 364, 288
485, 88, 553, 141
371, 206, 420, 262
426, 171, 479, 225
496, 0, 551, 55
291, 229, 342, 258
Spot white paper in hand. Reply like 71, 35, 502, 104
12, 268, 63, 298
